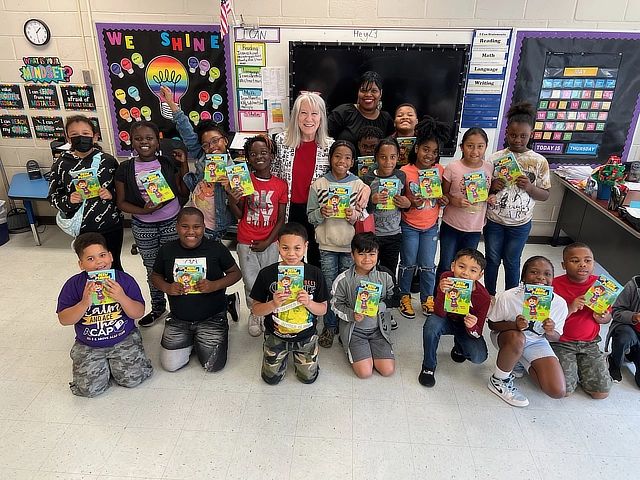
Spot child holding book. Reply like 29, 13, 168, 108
484, 101, 551, 296
332, 233, 396, 378
227, 135, 288, 337
250, 222, 329, 385
115, 121, 189, 327
151, 207, 242, 372
362, 138, 411, 280
550, 242, 612, 399
487, 256, 568, 407
608, 274, 640, 387
435, 128, 495, 291
398, 117, 450, 319
419, 248, 491, 387
308, 140, 369, 348
49, 115, 124, 270
56, 232, 152, 397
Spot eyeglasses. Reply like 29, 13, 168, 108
201, 137, 224, 149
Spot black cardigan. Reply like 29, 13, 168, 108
115, 155, 180, 208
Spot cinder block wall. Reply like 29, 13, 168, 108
0, 0, 638, 235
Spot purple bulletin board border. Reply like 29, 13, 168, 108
95, 22, 235, 155
501, 30, 640, 167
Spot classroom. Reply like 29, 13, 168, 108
1, 1, 640, 479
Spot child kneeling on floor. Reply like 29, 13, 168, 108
332, 232, 396, 378
56, 232, 153, 397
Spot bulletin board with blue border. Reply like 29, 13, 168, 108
95, 23, 235, 156
500, 31, 640, 166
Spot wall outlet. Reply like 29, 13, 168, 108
82, 69, 93, 85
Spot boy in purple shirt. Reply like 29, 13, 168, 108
56, 232, 153, 397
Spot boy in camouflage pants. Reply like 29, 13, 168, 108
57, 233, 152, 397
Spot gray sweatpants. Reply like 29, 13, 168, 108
69, 328, 153, 398
236, 241, 280, 308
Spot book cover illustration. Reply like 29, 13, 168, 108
87, 269, 116, 305
522, 284, 553, 322
277, 265, 304, 302
226, 162, 255, 197
203, 153, 228, 182
443, 278, 473, 315
327, 184, 352, 218
357, 156, 377, 178
396, 137, 416, 166
71, 168, 100, 199
138, 169, 175, 205
493, 153, 523, 186
175, 263, 205, 294
354, 280, 383, 317
377, 178, 400, 210
463, 171, 489, 203
418, 168, 443, 198
585, 275, 623, 315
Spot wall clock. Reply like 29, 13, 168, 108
24, 19, 51, 46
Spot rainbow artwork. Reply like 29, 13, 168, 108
145, 55, 189, 119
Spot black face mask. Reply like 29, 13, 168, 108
70, 135, 95, 153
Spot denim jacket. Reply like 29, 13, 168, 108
172, 109, 236, 234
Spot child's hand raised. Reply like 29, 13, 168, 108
172, 149, 187, 164
393, 195, 411, 209
542, 318, 556, 334
464, 313, 478, 328
159, 85, 178, 111
97, 187, 112, 200
515, 314, 528, 330
569, 295, 586, 314
439, 276, 454, 293
354, 313, 364, 322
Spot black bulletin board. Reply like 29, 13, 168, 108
501, 31, 640, 166
289, 43, 469, 156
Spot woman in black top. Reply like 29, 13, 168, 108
327, 71, 395, 148
49, 115, 124, 270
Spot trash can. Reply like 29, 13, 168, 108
0, 200, 9, 246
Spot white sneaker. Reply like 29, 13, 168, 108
488, 375, 529, 407
512, 362, 525, 379
248, 314, 264, 337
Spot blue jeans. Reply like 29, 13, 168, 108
399, 221, 438, 302
320, 250, 354, 331
422, 314, 488, 370
483, 219, 532, 296
435, 221, 481, 295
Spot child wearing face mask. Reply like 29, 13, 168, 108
49, 115, 125, 270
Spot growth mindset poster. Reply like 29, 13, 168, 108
96, 23, 234, 155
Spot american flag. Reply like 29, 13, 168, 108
220, 0, 231, 39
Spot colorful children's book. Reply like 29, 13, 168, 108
87, 269, 116, 305
396, 137, 416, 166
418, 168, 443, 198
175, 263, 205, 294
327, 184, 352, 218
493, 153, 523, 186
463, 171, 489, 203
277, 265, 304, 302
443, 278, 473, 315
354, 280, 383, 317
203, 153, 228, 182
138, 169, 175, 205
71, 168, 100, 200
522, 284, 553, 322
226, 162, 255, 197
357, 156, 377, 178
377, 178, 400, 210
585, 274, 623, 315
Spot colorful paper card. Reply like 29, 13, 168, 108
585, 275, 623, 315
175, 263, 205, 294
463, 171, 488, 203
522, 284, 553, 322
444, 278, 473, 315
226, 162, 255, 196
493, 153, 523, 186
377, 178, 400, 210
71, 168, 100, 199
357, 156, 377, 178
396, 137, 416, 166
204, 153, 228, 182
138, 169, 175, 204
327, 184, 352, 218
277, 265, 304, 301
87, 269, 116, 305
354, 280, 383, 317
418, 168, 442, 198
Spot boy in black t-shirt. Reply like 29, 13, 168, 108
151, 207, 242, 372
250, 222, 329, 384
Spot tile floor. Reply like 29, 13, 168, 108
0, 226, 639, 479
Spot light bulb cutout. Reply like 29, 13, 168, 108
115, 89, 127, 104
119, 108, 132, 122
208, 67, 220, 83
188, 56, 199, 74
213, 112, 224, 123
120, 58, 134, 74
140, 106, 151, 121
198, 91, 210, 106
145, 55, 189, 120
127, 86, 141, 101
130, 107, 142, 121
110, 63, 124, 78
199, 59, 210, 76
119, 131, 131, 145
189, 111, 200, 125
200, 111, 212, 121
131, 53, 145, 69
211, 93, 223, 109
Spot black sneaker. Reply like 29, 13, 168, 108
227, 292, 240, 322
418, 366, 436, 387
608, 355, 622, 383
450, 347, 466, 363
139, 310, 164, 327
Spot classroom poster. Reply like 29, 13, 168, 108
24, 84, 60, 110
32, 115, 65, 139
60, 85, 97, 111
0, 84, 24, 109
0, 115, 32, 138
96, 23, 234, 155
